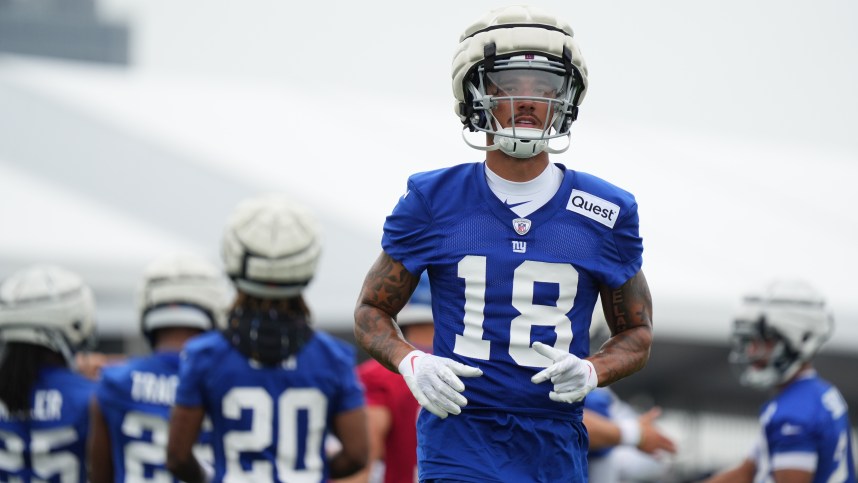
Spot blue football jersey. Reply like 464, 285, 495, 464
174, 331, 365, 483
98, 351, 213, 482
383, 162, 643, 418
754, 372, 856, 483
0, 367, 96, 482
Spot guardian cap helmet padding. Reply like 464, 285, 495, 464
138, 253, 232, 347
0, 265, 96, 365
452, 5, 588, 158
222, 194, 322, 299
729, 280, 834, 389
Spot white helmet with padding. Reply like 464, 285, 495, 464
729, 280, 833, 389
138, 253, 233, 343
452, 5, 588, 158
222, 194, 322, 298
0, 264, 96, 360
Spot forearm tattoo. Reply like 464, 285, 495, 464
593, 270, 654, 385
354, 252, 419, 371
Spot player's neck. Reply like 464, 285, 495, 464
485, 150, 550, 182
154, 328, 203, 352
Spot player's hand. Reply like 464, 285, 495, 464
637, 407, 677, 454
398, 350, 483, 419
530, 341, 598, 403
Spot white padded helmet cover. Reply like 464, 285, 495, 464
738, 280, 833, 359
138, 253, 233, 333
222, 194, 322, 298
452, 5, 589, 118
0, 265, 96, 351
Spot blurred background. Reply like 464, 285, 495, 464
1, 0, 855, 480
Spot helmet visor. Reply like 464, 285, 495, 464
484, 69, 567, 100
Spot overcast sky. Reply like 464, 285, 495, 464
99, 0, 858, 153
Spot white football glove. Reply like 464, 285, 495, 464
530, 341, 598, 403
398, 350, 483, 419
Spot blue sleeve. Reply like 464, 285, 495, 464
95, 364, 126, 408
175, 338, 211, 407
598, 199, 643, 288
583, 388, 613, 418
333, 342, 365, 415
766, 413, 818, 455
381, 179, 436, 276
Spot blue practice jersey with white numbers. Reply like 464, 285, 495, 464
0, 367, 96, 482
98, 351, 213, 482
175, 331, 365, 483
383, 162, 643, 419
754, 372, 856, 483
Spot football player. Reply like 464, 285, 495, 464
0, 265, 97, 482
354, 5, 653, 482
166, 194, 368, 483
87, 253, 232, 483
702, 281, 856, 483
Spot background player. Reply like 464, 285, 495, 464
0, 265, 98, 482
88, 253, 232, 483
354, 5, 653, 482
167, 194, 368, 482
701, 280, 856, 483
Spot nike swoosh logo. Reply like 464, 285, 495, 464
410, 355, 419, 373
504, 199, 531, 208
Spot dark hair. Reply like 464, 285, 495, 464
232, 292, 311, 319
0, 342, 66, 416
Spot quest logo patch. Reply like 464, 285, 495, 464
566, 190, 620, 228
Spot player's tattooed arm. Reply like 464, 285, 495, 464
591, 269, 653, 386
354, 251, 421, 372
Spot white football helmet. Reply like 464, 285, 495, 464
729, 280, 834, 390
138, 253, 233, 345
452, 5, 588, 158
0, 265, 96, 363
222, 194, 322, 298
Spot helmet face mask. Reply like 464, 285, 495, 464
463, 54, 581, 158
729, 317, 799, 390
728, 280, 834, 390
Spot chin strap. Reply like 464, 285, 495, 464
461, 127, 571, 158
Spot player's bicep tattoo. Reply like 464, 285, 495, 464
355, 252, 419, 368
359, 252, 419, 315
601, 270, 652, 335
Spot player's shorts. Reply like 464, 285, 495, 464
417, 409, 589, 483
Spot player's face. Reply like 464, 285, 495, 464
746, 336, 777, 368
485, 70, 565, 130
